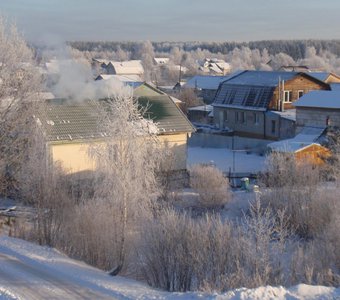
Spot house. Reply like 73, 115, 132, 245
42, 83, 195, 174
212, 70, 330, 140
104, 60, 144, 76
184, 74, 240, 104
294, 90, 340, 130
154, 57, 169, 65
187, 105, 213, 124
198, 58, 231, 75
268, 126, 330, 165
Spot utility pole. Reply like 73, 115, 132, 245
232, 133, 235, 173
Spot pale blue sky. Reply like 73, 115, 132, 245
0, 0, 340, 43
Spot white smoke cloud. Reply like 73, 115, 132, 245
43, 45, 132, 102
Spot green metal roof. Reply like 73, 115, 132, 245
43, 95, 194, 142
138, 95, 195, 134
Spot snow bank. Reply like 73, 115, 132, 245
0, 236, 339, 299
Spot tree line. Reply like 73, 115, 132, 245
68, 39, 340, 60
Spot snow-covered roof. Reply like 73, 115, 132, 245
170, 96, 183, 104
268, 109, 296, 121
330, 83, 340, 91
107, 60, 144, 75
96, 74, 143, 82
154, 57, 169, 65
224, 70, 298, 87
184, 75, 230, 90
308, 72, 330, 82
198, 59, 231, 75
92, 58, 111, 66
268, 126, 326, 153
294, 90, 340, 109
188, 105, 213, 112
167, 64, 188, 73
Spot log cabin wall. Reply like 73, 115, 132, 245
269, 74, 329, 111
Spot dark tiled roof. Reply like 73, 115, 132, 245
214, 84, 275, 109
212, 71, 298, 109
43, 95, 194, 142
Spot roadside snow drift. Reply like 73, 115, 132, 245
0, 236, 339, 300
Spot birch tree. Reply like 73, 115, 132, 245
90, 85, 161, 275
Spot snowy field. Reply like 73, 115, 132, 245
187, 146, 266, 173
0, 236, 339, 300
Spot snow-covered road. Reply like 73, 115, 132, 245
0, 236, 339, 300
0, 245, 119, 299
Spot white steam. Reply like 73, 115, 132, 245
43, 45, 132, 102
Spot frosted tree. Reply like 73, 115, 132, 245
114, 45, 130, 61
270, 52, 295, 70
135, 40, 155, 81
0, 16, 41, 196
89, 84, 161, 275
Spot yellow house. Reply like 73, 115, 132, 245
43, 84, 195, 174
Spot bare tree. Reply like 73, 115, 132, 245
177, 88, 203, 114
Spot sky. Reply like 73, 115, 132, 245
0, 0, 340, 43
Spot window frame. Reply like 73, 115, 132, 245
298, 90, 304, 98
283, 90, 293, 103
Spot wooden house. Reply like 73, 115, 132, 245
42, 83, 195, 174
212, 70, 330, 140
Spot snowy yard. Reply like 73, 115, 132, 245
0, 236, 339, 300
187, 146, 266, 173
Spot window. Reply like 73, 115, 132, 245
236, 111, 245, 123
298, 90, 304, 98
271, 120, 276, 134
240, 112, 245, 123
253, 113, 259, 125
284, 90, 293, 102
224, 110, 228, 122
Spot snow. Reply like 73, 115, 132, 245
107, 60, 144, 75
268, 126, 326, 153
187, 146, 266, 173
0, 236, 339, 299
184, 75, 228, 90
188, 105, 213, 112
294, 90, 340, 109
268, 109, 296, 121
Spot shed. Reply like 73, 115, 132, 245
267, 126, 330, 165
294, 90, 340, 128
